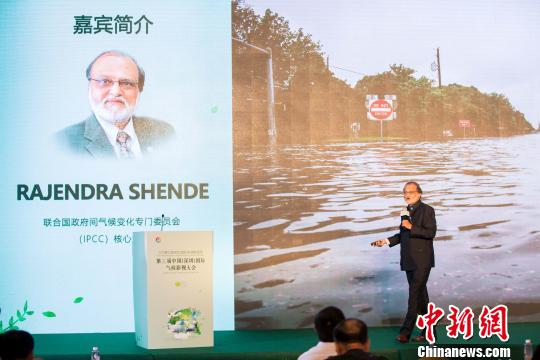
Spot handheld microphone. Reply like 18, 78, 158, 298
400, 208, 411, 230
400, 208, 410, 221
161, 214, 165, 232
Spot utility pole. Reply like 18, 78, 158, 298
436, 47, 442, 88
266, 47, 277, 141
233, 38, 277, 142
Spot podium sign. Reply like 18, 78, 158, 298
133, 231, 213, 349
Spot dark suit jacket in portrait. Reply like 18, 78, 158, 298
55, 114, 175, 158
388, 201, 437, 271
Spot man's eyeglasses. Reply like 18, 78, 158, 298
89, 78, 138, 91
403, 191, 418, 195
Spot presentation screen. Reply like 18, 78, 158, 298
232, 0, 540, 329
0, 1, 233, 333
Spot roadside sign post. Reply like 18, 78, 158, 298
459, 119, 471, 138
366, 95, 396, 140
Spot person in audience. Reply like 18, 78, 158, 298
532, 344, 540, 360
298, 306, 345, 360
327, 318, 387, 360
0, 329, 36, 360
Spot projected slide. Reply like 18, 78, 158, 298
232, 0, 540, 329
0, 1, 233, 333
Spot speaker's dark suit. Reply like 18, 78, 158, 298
388, 200, 436, 337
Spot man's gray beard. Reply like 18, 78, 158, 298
90, 96, 136, 125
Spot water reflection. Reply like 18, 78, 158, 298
234, 134, 540, 329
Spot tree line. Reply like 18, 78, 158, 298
232, 0, 534, 145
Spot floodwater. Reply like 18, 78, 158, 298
234, 134, 540, 329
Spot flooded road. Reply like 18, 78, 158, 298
234, 134, 540, 329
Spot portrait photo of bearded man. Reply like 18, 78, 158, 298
56, 50, 175, 159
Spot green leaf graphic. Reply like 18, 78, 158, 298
180, 308, 192, 316
26, 311, 34, 316
9, 316, 14, 326
24, 301, 28, 312
73, 297, 84, 304
42, 311, 56, 318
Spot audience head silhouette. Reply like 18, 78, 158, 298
0, 329, 35, 360
314, 306, 346, 342
333, 318, 370, 354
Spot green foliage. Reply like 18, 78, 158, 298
232, 1, 534, 143
1, 300, 35, 333
232, 0, 326, 88
180, 308, 192, 316
2, 297, 85, 332
17, 310, 25, 322
42, 311, 56, 318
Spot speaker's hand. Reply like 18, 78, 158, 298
370, 239, 389, 247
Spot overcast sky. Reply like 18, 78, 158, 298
248, 0, 540, 127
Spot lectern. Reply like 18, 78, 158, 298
132, 231, 213, 349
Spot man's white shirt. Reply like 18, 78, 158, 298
95, 115, 142, 159
298, 341, 337, 360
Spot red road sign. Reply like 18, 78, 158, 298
369, 99, 393, 120
459, 119, 471, 128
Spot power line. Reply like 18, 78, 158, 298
326, 56, 367, 77
329, 65, 367, 76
